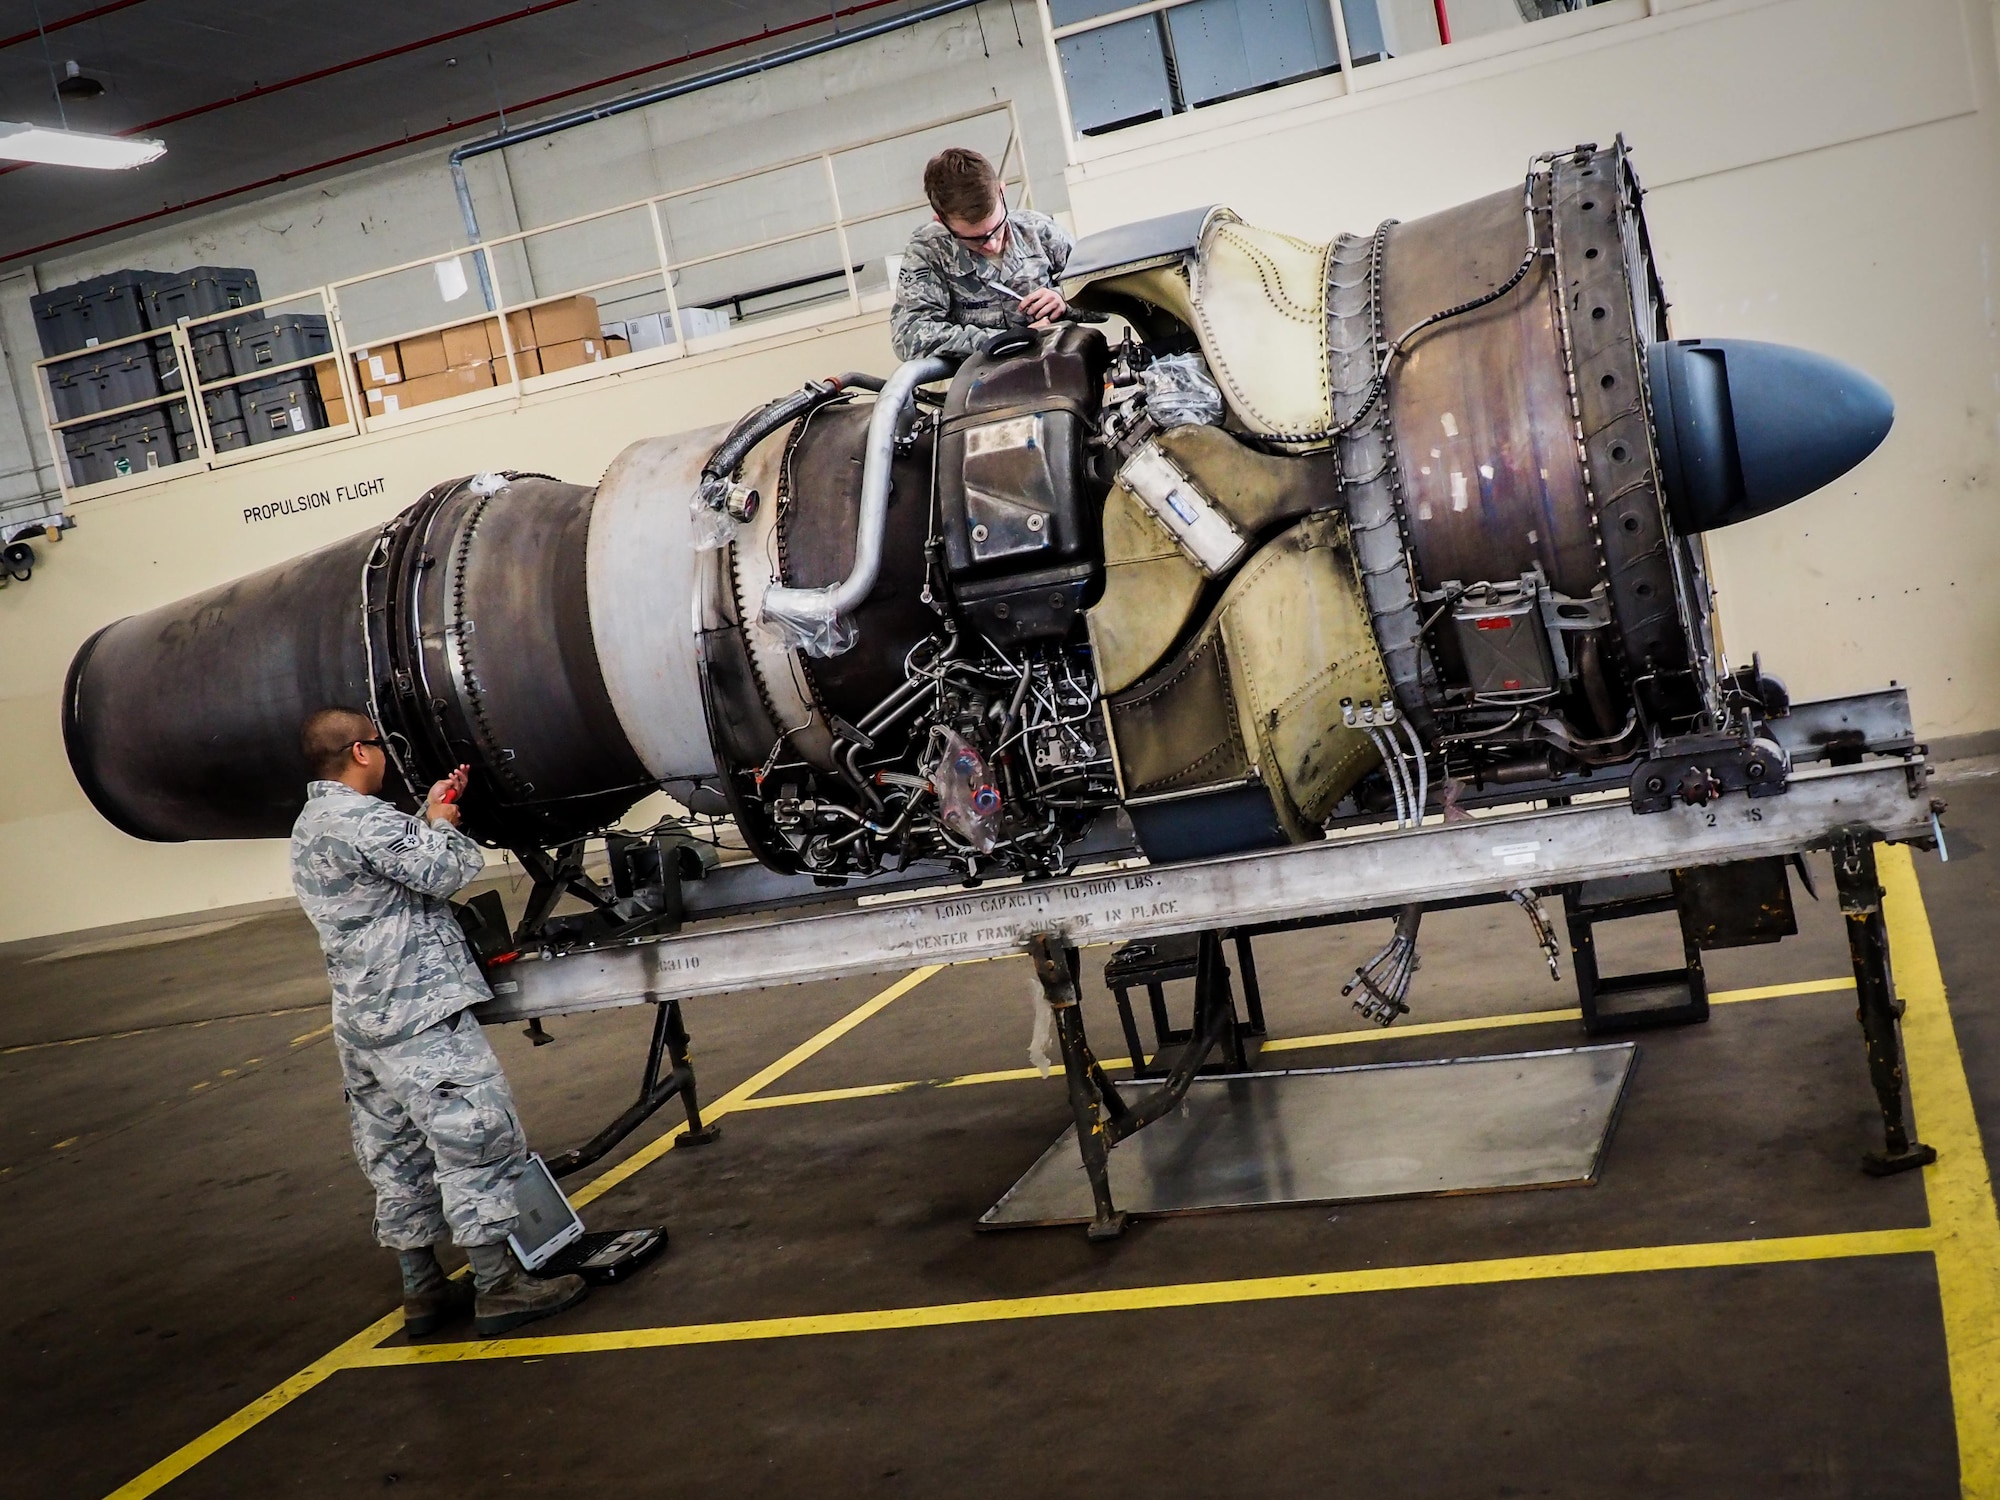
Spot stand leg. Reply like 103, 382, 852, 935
1206, 933, 1248, 1072
1233, 931, 1268, 1037
1832, 834, 1936, 1176
1110, 981, 1149, 1077
663, 998, 721, 1148
545, 996, 717, 1178
1030, 932, 1127, 1240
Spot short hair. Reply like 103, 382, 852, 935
923, 148, 1001, 225
301, 706, 377, 781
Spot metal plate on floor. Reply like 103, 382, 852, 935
979, 1043, 1636, 1228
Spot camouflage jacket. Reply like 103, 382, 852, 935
890, 210, 1074, 361
291, 781, 490, 1048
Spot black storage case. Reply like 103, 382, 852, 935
32, 270, 169, 357
241, 372, 325, 443
229, 313, 330, 375
155, 327, 234, 391
200, 385, 243, 426
62, 405, 198, 485
208, 418, 252, 453
46, 345, 165, 423
144, 267, 259, 328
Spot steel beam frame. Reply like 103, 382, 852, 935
480, 758, 1934, 1024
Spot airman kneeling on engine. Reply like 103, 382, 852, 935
890, 146, 1073, 361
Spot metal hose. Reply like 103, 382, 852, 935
759, 354, 954, 655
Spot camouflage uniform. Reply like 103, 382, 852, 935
291, 780, 526, 1250
890, 210, 1074, 362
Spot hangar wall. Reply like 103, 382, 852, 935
0, 1, 1062, 509
1053, 0, 2000, 750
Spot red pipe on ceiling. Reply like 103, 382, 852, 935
0, 0, 919, 265
0, 0, 153, 55
1433, 0, 1453, 44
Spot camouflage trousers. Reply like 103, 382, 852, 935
337, 1009, 527, 1250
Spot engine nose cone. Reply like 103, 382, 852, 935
1647, 338, 1894, 533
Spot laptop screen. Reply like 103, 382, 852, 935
507, 1153, 585, 1271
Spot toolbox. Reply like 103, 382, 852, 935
31, 270, 167, 357
241, 372, 324, 443
143, 266, 259, 328
228, 313, 331, 375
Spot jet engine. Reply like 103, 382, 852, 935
65, 141, 1893, 920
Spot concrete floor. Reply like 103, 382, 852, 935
5, 770, 1997, 1498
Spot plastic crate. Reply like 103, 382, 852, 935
45, 345, 165, 423
154, 328, 234, 391
61, 405, 197, 485
241, 372, 325, 443
144, 267, 259, 327
228, 313, 331, 375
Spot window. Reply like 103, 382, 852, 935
1049, 0, 1630, 137
1056, 0, 1343, 136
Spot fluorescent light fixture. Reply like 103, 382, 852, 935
0, 122, 164, 170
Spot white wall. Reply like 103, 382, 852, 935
0, 1, 1067, 491
1055, 0, 2000, 743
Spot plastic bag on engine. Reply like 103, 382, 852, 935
932, 728, 1001, 853
1142, 353, 1224, 429
690, 496, 739, 551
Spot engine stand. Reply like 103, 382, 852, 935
543, 996, 719, 1180
1029, 928, 1248, 1240
1831, 833, 1937, 1176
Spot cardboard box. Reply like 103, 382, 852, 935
491, 348, 540, 382
352, 346, 402, 389
527, 294, 601, 350
441, 319, 491, 371
480, 309, 536, 358
372, 362, 494, 413
604, 334, 630, 360
536, 337, 609, 374
312, 358, 344, 406
397, 331, 449, 380
324, 392, 349, 427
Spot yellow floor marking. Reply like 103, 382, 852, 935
53, 1136, 77, 1150
99, 967, 940, 1498
741, 977, 1855, 1112
1, 1005, 321, 1057
568, 966, 941, 1210
1879, 844, 2000, 1495
733, 1058, 1134, 1111
102, 1310, 406, 1500
351, 1227, 1934, 1368
289, 1023, 333, 1047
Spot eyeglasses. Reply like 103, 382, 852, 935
351, 738, 385, 753
947, 194, 1008, 248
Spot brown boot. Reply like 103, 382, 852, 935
403, 1276, 474, 1339
473, 1266, 589, 1338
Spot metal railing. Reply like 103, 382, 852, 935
34, 100, 1030, 498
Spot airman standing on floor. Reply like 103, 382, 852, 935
289, 706, 588, 1339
